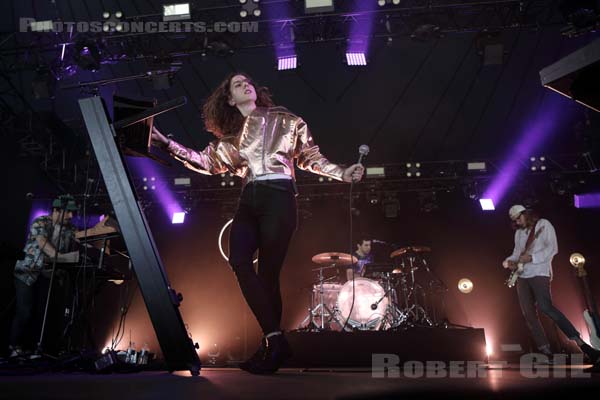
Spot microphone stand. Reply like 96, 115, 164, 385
36, 203, 67, 359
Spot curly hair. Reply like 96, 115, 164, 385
202, 72, 274, 138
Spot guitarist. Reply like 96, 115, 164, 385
503, 204, 600, 363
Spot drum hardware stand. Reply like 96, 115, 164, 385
299, 264, 339, 331
376, 272, 407, 330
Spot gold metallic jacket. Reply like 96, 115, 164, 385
166, 106, 345, 183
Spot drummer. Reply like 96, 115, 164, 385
346, 237, 374, 282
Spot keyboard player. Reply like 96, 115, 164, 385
8, 195, 81, 358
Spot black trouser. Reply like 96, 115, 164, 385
229, 179, 297, 335
8, 277, 47, 348
516, 276, 581, 350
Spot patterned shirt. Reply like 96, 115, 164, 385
14, 215, 76, 286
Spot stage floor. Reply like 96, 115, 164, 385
1, 365, 599, 400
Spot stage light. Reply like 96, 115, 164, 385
163, 3, 191, 21
406, 162, 421, 177
529, 156, 546, 171
29, 20, 53, 32
366, 166, 385, 178
467, 162, 487, 172
172, 212, 186, 224
378, 0, 401, 6
479, 198, 495, 211
458, 278, 473, 293
278, 55, 297, 70
240, 0, 261, 18
346, 52, 367, 66
102, 12, 110, 19
569, 252, 585, 268
305, 0, 334, 14
486, 341, 494, 357
174, 177, 191, 187
574, 193, 600, 208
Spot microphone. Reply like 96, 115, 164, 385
371, 239, 387, 244
357, 144, 369, 164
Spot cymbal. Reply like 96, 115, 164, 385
390, 246, 431, 259
312, 252, 358, 266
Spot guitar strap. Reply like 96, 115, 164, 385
522, 220, 538, 256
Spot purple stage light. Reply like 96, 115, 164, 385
277, 56, 297, 71
574, 193, 600, 209
346, 52, 367, 66
482, 95, 571, 207
172, 212, 186, 224
479, 198, 495, 211
127, 157, 183, 222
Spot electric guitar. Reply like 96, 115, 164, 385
505, 225, 544, 288
571, 253, 600, 350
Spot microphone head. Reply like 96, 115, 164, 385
358, 144, 370, 156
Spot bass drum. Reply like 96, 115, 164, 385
336, 277, 388, 331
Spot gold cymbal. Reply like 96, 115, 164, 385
390, 246, 431, 258
311, 252, 358, 266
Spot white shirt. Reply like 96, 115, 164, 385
505, 218, 557, 279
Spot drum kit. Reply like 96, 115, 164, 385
299, 246, 441, 332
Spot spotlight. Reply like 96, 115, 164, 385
102, 12, 110, 19
467, 162, 487, 172
174, 177, 191, 187
277, 55, 297, 71
569, 252, 586, 268
378, 0, 401, 6
529, 156, 546, 171
479, 198, 495, 211
172, 212, 186, 224
574, 193, 600, 208
220, 172, 236, 187
346, 52, 367, 66
458, 278, 474, 294
366, 166, 385, 178
406, 162, 421, 177
240, 0, 260, 18
163, 3, 191, 21
486, 341, 494, 357
305, 0, 334, 14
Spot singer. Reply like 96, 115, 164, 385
151, 73, 364, 374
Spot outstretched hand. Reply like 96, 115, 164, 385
342, 163, 365, 183
151, 126, 169, 147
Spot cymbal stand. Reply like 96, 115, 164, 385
299, 264, 337, 331
404, 255, 433, 326
377, 272, 407, 330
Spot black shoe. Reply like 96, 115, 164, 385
581, 343, 600, 364
238, 338, 267, 373
246, 334, 292, 375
